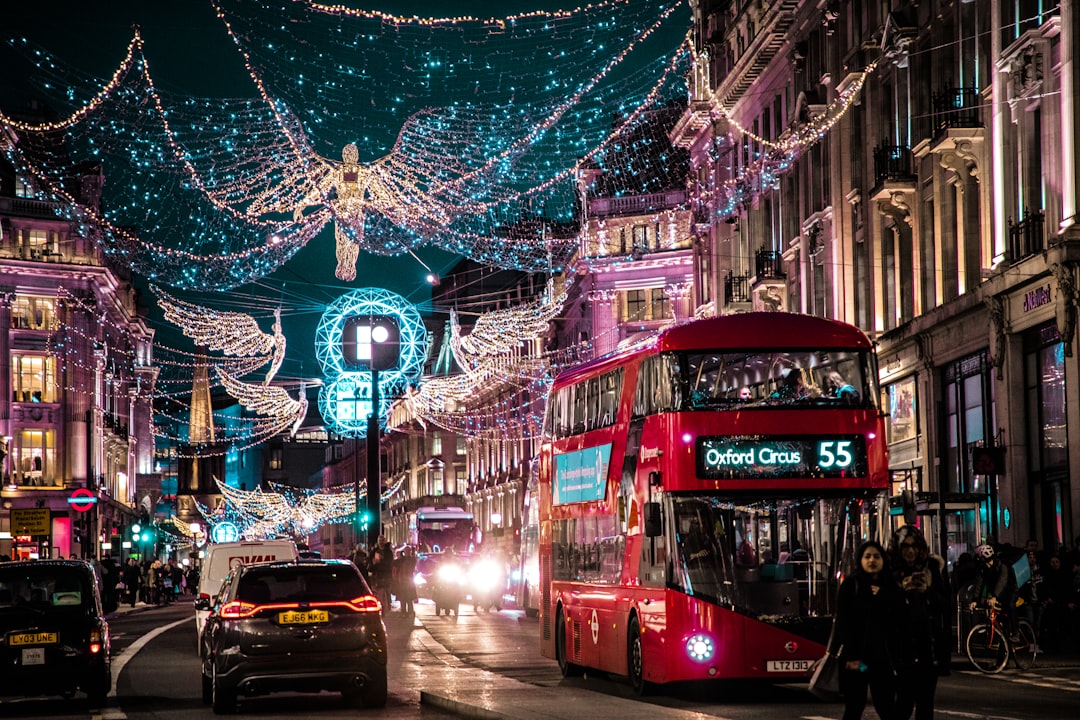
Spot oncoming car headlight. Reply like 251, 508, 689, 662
685, 633, 714, 662
437, 563, 464, 583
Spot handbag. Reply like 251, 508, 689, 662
808, 595, 844, 702
808, 647, 843, 701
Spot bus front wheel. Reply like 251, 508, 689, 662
627, 616, 651, 695
555, 607, 582, 677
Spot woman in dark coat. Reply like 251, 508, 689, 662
889, 525, 950, 720
833, 540, 902, 720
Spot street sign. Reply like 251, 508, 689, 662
10, 508, 51, 536
67, 488, 98, 513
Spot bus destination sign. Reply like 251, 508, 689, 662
696, 435, 867, 480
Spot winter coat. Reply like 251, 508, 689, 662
893, 554, 951, 675
832, 571, 903, 673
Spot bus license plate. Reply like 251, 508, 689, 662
766, 659, 812, 672
21, 647, 46, 665
278, 610, 329, 625
8, 632, 58, 646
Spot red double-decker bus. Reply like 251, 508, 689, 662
537, 313, 890, 692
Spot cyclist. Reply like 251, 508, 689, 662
968, 543, 1020, 641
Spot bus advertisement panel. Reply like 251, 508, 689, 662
538, 313, 890, 693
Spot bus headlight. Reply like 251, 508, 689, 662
685, 634, 715, 662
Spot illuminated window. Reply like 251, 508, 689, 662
269, 447, 283, 471
14, 176, 32, 198
11, 354, 56, 403
431, 434, 442, 456
624, 290, 647, 320
10, 295, 55, 331
15, 429, 57, 487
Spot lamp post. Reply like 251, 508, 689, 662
344, 315, 399, 550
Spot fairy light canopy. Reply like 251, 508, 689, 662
0, 0, 693, 289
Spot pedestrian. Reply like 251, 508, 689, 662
1019, 539, 1046, 650
889, 525, 950, 720
834, 540, 901, 720
396, 546, 418, 615
123, 559, 141, 607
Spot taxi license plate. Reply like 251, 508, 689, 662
21, 647, 46, 665
278, 610, 329, 625
8, 632, 58, 647
766, 659, 812, 672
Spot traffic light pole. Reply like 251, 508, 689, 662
366, 368, 380, 548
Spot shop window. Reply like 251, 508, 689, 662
14, 429, 57, 487
941, 351, 994, 494
11, 354, 56, 403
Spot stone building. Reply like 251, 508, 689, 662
0, 122, 156, 560
673, 0, 1079, 560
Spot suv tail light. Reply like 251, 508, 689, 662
220, 600, 260, 619
344, 595, 382, 613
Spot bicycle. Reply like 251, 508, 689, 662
964, 604, 1038, 673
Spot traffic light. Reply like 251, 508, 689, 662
343, 315, 400, 371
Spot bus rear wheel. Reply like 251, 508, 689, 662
628, 616, 651, 695
555, 607, 582, 677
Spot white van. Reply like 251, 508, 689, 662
194, 539, 298, 637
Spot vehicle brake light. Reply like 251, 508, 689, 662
90, 628, 102, 654
345, 595, 382, 613
219, 600, 260, 618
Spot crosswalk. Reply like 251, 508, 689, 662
956, 668, 1080, 692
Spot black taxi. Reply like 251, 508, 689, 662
0, 560, 111, 705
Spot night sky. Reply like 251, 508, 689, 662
1, 1, 688, 404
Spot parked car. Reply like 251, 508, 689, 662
0, 560, 111, 705
194, 539, 298, 639
198, 558, 387, 714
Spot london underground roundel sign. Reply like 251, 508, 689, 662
68, 488, 98, 513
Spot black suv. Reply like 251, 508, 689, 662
198, 559, 387, 714
0, 560, 111, 705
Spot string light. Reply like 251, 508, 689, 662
1, 0, 691, 288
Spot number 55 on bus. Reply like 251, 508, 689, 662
537, 313, 890, 693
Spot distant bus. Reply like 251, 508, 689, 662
411, 506, 475, 553
515, 467, 540, 617
537, 313, 890, 692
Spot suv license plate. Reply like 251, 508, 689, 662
22, 647, 46, 665
278, 610, 329, 625
766, 659, 812, 672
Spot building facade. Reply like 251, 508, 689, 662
0, 124, 156, 560
672, 0, 1079, 561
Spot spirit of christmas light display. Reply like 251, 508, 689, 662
198, 475, 405, 540
0, 0, 693, 289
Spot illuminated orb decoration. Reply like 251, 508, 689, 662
315, 288, 426, 438
211, 521, 241, 544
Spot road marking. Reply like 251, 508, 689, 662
110, 616, 193, 697
957, 669, 1080, 692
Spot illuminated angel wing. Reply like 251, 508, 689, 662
217, 368, 307, 435
152, 285, 275, 357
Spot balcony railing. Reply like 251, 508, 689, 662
724, 271, 750, 304
931, 87, 983, 137
873, 143, 916, 185
1007, 208, 1045, 262
755, 248, 785, 280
